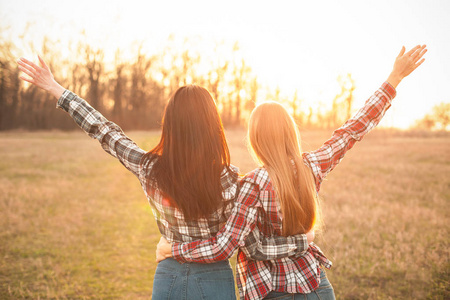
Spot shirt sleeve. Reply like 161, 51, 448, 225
57, 90, 146, 177
303, 82, 396, 190
240, 225, 309, 261
172, 180, 308, 263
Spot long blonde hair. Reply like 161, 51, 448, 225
248, 101, 321, 236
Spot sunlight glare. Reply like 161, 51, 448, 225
1, 0, 449, 129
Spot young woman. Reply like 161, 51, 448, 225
156, 45, 427, 299
16, 57, 313, 300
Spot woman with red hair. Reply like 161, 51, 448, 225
17, 56, 312, 300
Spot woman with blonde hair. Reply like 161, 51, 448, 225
16, 56, 313, 300
156, 44, 427, 299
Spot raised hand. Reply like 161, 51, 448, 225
17, 56, 65, 99
387, 45, 427, 88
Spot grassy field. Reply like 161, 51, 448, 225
0, 129, 449, 299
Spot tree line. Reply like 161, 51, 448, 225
414, 102, 449, 131
1, 34, 364, 131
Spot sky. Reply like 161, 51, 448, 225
1, 0, 449, 128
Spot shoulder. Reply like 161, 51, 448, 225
139, 153, 163, 182
229, 164, 239, 174
241, 167, 272, 191
221, 164, 239, 184
302, 153, 322, 190
220, 164, 239, 201
140, 153, 158, 169
223, 164, 239, 184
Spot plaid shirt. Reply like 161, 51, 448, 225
172, 82, 397, 300
57, 90, 307, 252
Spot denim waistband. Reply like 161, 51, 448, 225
157, 258, 231, 275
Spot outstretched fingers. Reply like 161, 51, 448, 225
18, 57, 41, 71
19, 74, 35, 84
16, 55, 64, 98
413, 58, 426, 70
405, 45, 421, 56
389, 44, 427, 86
411, 45, 424, 57
17, 59, 37, 74
397, 46, 406, 58
407, 45, 427, 73
18, 65, 35, 78
38, 55, 50, 71
414, 46, 427, 63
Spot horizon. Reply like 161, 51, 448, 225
1, 0, 449, 129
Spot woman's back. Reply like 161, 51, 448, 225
235, 167, 330, 296
141, 157, 239, 242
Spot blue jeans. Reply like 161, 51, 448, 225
152, 258, 236, 300
264, 269, 335, 300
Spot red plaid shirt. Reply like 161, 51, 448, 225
172, 82, 396, 300
57, 90, 308, 252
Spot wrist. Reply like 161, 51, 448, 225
172, 242, 186, 262
49, 81, 65, 100
386, 72, 402, 89
165, 244, 173, 257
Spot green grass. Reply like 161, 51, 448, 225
0, 129, 449, 299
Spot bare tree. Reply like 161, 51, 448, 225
1, 33, 270, 130
207, 61, 229, 111
325, 73, 356, 128
290, 90, 306, 127
84, 44, 104, 110
245, 77, 258, 120
111, 50, 127, 124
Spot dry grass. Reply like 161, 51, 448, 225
0, 129, 449, 299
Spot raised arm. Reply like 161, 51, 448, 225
156, 180, 311, 263
239, 225, 314, 261
17, 56, 145, 177
304, 45, 427, 189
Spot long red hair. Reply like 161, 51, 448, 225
143, 85, 231, 220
